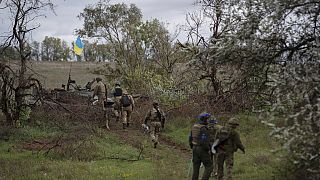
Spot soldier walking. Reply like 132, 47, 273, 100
120, 90, 134, 129
216, 118, 245, 180
189, 112, 213, 180
113, 82, 122, 122
92, 77, 109, 130
144, 101, 166, 148
92, 77, 106, 109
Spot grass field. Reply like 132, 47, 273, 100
24, 61, 105, 89
0, 62, 285, 179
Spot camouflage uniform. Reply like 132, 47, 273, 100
216, 118, 245, 180
92, 78, 109, 130
93, 80, 106, 110
189, 113, 213, 180
144, 101, 165, 148
208, 121, 222, 176
120, 91, 134, 129
113, 84, 122, 122
104, 100, 115, 130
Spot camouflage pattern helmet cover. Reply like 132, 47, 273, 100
96, 77, 102, 82
228, 118, 239, 125
152, 100, 159, 105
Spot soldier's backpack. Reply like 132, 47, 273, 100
114, 87, 122, 97
121, 95, 131, 107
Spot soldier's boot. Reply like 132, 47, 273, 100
127, 123, 129, 127
122, 123, 126, 129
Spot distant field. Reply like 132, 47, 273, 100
26, 61, 105, 89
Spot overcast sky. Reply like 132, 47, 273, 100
0, 0, 200, 45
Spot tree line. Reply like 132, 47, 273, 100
0, 36, 113, 62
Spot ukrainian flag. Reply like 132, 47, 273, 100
74, 36, 84, 55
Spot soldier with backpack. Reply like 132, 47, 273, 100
92, 77, 107, 110
92, 77, 109, 130
216, 118, 245, 180
189, 112, 213, 180
144, 101, 166, 148
120, 90, 134, 129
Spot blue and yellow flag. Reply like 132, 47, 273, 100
74, 36, 84, 55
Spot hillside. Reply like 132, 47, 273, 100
0, 62, 284, 180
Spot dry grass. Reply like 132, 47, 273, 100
25, 61, 106, 89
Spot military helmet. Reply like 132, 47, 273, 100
197, 112, 211, 121
152, 100, 159, 105
228, 118, 239, 126
96, 77, 102, 82
115, 81, 120, 86
123, 90, 128, 94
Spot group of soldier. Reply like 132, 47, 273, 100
90, 77, 166, 149
189, 113, 245, 180
90, 77, 245, 179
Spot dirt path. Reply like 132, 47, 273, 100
108, 121, 191, 158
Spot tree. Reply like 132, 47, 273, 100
61, 40, 71, 61
0, 0, 54, 126
30, 41, 40, 61
189, 0, 319, 178
260, 0, 320, 178
141, 19, 187, 75
78, 1, 180, 91
41, 36, 64, 61
182, 0, 248, 97
179, 0, 288, 110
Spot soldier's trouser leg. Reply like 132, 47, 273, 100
213, 154, 218, 175
154, 124, 160, 143
113, 108, 119, 121
104, 111, 110, 130
150, 122, 161, 144
192, 147, 201, 180
217, 152, 226, 180
150, 124, 156, 142
97, 96, 106, 111
201, 150, 213, 180
114, 97, 121, 121
126, 107, 132, 125
225, 154, 234, 180
122, 106, 132, 125
122, 110, 128, 124
192, 146, 213, 180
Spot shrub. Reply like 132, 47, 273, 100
264, 62, 320, 180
